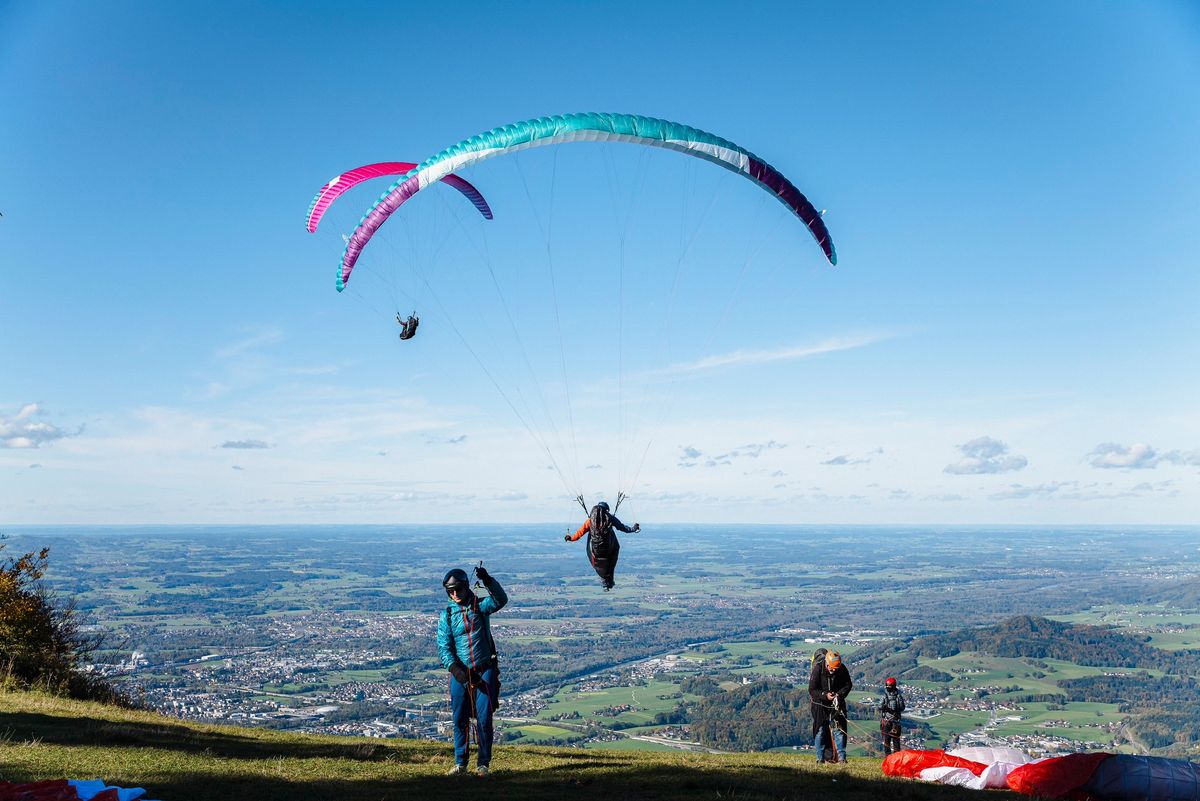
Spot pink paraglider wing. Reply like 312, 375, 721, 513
305, 161, 492, 233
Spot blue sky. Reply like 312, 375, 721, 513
2, 1, 1198, 524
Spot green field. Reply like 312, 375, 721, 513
584, 738, 678, 751
538, 679, 689, 727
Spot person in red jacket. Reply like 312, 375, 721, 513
564, 501, 639, 590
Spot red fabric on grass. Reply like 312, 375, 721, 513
1006, 752, 1112, 798
882, 749, 989, 778
0, 780, 80, 801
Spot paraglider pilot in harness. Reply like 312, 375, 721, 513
437, 564, 507, 776
397, 311, 419, 340
565, 500, 639, 590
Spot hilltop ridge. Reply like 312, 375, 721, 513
0, 690, 1005, 801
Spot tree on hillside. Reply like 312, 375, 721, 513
0, 537, 125, 703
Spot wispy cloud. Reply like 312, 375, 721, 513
678, 441, 785, 468
650, 334, 888, 378
215, 327, 284, 360
1162, 449, 1200, 467
989, 481, 1068, 500
220, 439, 270, 449
282, 365, 340, 376
425, 433, 468, 445
988, 480, 1164, 502
944, 436, 1028, 475
822, 453, 873, 466
0, 404, 80, 449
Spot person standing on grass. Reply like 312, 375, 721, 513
879, 677, 906, 754
809, 650, 853, 763
438, 565, 507, 777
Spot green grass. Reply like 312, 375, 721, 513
0, 689, 1015, 801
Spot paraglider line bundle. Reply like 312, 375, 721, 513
813, 697, 880, 744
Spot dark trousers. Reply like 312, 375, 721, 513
881, 719, 902, 754
587, 539, 620, 587
449, 666, 499, 767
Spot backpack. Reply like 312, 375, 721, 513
589, 505, 614, 548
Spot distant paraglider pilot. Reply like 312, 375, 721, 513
438, 565, 507, 776
565, 501, 639, 590
397, 311, 419, 340
880, 677, 906, 754
810, 650, 853, 763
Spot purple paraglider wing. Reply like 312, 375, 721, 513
305, 161, 492, 234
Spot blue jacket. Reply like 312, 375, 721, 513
437, 576, 507, 671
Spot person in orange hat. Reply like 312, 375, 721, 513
808, 650, 852, 763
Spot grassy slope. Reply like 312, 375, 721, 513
0, 690, 1014, 801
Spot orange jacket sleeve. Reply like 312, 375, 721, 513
567, 518, 590, 542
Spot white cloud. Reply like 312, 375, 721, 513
987, 480, 1153, 502
220, 439, 271, 449
1087, 442, 1157, 469
944, 436, 1028, 475
989, 481, 1069, 500
0, 404, 79, 449
681, 441, 786, 468
732, 441, 786, 459
1084, 443, 1199, 470
425, 433, 468, 446
821, 454, 869, 466
1160, 449, 1200, 467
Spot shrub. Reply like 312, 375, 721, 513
0, 539, 127, 704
